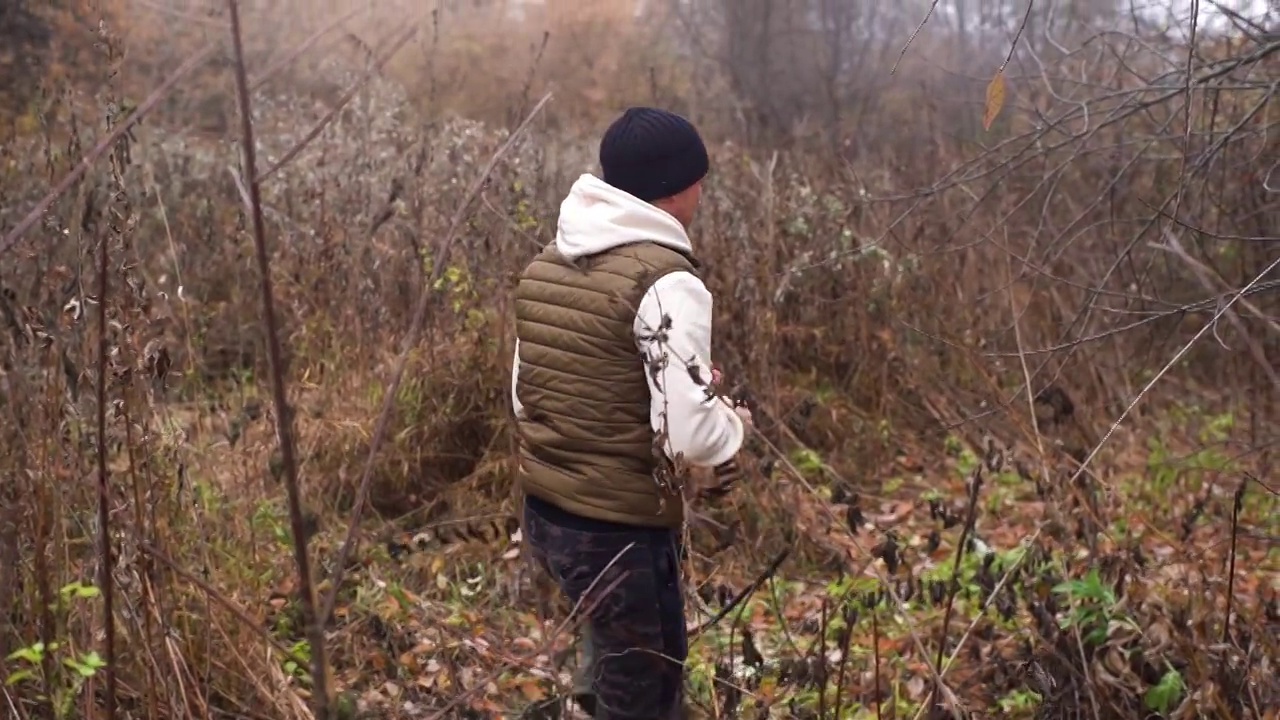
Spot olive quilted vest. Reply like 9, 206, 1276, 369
513, 240, 699, 528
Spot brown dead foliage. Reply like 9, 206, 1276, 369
0, 1, 1276, 719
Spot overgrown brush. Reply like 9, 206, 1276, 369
0, 1, 1276, 719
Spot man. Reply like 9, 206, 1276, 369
511, 107, 751, 719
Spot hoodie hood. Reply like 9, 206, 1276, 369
554, 174, 692, 260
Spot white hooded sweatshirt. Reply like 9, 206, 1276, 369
511, 173, 745, 468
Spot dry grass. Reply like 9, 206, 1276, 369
1, 1, 1277, 719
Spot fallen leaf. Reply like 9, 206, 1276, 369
519, 680, 546, 701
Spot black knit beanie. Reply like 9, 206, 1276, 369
599, 107, 710, 202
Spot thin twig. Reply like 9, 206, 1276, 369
225, 1, 330, 717
872, 607, 883, 720
891, 0, 941, 75
929, 465, 984, 714
1154, 231, 1280, 382
687, 548, 790, 638
93, 166, 117, 720
999, 0, 1036, 73
1222, 479, 1245, 643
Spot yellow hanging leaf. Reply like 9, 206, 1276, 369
983, 70, 1007, 131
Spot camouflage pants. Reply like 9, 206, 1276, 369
523, 500, 688, 720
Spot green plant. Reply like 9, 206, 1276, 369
282, 640, 312, 683
1145, 666, 1186, 715
1052, 568, 1137, 646
996, 688, 1042, 714
5, 581, 109, 718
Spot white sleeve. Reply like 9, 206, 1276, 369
634, 271, 745, 467
511, 339, 523, 417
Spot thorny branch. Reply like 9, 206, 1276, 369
891, 0, 941, 75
